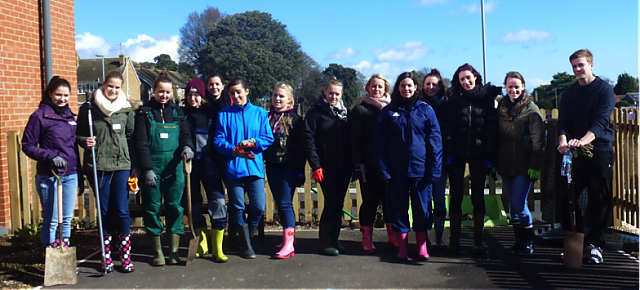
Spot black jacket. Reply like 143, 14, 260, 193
348, 101, 380, 178
442, 84, 500, 163
264, 107, 306, 173
134, 99, 193, 171
302, 97, 350, 170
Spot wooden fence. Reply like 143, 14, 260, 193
6, 108, 639, 233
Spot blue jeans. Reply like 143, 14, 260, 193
266, 164, 296, 228
88, 170, 131, 236
184, 159, 227, 230
226, 176, 265, 229
36, 173, 78, 245
431, 167, 448, 231
386, 177, 433, 233
502, 175, 532, 227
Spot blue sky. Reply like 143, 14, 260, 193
76, 0, 639, 91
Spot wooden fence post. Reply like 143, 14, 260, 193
8, 131, 23, 231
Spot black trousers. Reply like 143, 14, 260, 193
319, 166, 352, 224
561, 150, 614, 248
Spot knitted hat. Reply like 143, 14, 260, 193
185, 78, 205, 97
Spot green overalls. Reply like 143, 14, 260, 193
142, 108, 185, 236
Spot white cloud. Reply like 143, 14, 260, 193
328, 47, 356, 59
462, 0, 498, 13
501, 29, 554, 44
75, 32, 110, 57
76, 32, 180, 63
413, 0, 449, 7
353, 60, 371, 71
373, 41, 429, 62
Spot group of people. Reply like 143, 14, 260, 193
21, 48, 615, 272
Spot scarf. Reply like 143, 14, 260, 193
323, 97, 347, 119
93, 87, 131, 117
362, 93, 391, 110
40, 98, 69, 116
397, 93, 419, 111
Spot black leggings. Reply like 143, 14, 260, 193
448, 158, 488, 215
358, 175, 387, 226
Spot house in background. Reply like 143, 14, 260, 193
136, 68, 187, 103
76, 53, 141, 104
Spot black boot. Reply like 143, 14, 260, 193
435, 230, 446, 248
517, 227, 535, 256
331, 221, 346, 254
248, 226, 263, 254
448, 213, 461, 254
473, 212, 487, 255
237, 224, 256, 259
318, 223, 339, 256
508, 223, 522, 254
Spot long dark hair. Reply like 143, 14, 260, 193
450, 63, 482, 95
390, 72, 420, 101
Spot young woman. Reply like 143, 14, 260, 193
420, 69, 449, 249
134, 71, 194, 266
373, 72, 442, 261
181, 77, 228, 262
348, 74, 393, 253
496, 72, 544, 256
22, 76, 78, 250
302, 78, 351, 256
443, 63, 502, 255
203, 73, 234, 256
264, 82, 306, 259
214, 77, 274, 259
76, 71, 135, 272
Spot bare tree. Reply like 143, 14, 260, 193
178, 6, 226, 74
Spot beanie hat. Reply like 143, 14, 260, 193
186, 78, 205, 97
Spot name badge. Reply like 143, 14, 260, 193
68, 121, 77, 125
113, 124, 122, 130
160, 133, 169, 139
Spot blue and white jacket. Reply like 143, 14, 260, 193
214, 100, 274, 179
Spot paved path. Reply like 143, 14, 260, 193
60, 226, 638, 289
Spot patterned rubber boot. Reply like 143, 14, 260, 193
119, 235, 135, 272
102, 235, 114, 273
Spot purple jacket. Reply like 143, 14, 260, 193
22, 104, 78, 176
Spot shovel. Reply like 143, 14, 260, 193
563, 149, 584, 269
183, 155, 199, 264
44, 165, 77, 286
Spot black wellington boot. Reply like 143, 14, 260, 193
318, 223, 339, 256
237, 224, 256, 259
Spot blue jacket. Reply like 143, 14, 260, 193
214, 100, 274, 179
373, 99, 442, 181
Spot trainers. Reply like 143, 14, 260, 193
586, 245, 603, 264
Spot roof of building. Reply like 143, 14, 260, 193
136, 68, 187, 88
77, 56, 126, 83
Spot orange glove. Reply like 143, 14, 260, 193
127, 176, 138, 192
233, 147, 256, 160
313, 168, 325, 182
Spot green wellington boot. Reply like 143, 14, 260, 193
318, 223, 339, 256
166, 234, 181, 264
331, 221, 346, 254
150, 235, 165, 266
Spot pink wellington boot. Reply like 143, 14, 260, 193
360, 226, 376, 254
397, 232, 409, 261
416, 232, 430, 261
274, 228, 295, 259
386, 223, 399, 250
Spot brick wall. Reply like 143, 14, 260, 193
0, 0, 76, 231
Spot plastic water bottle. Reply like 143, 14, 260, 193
561, 150, 572, 177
